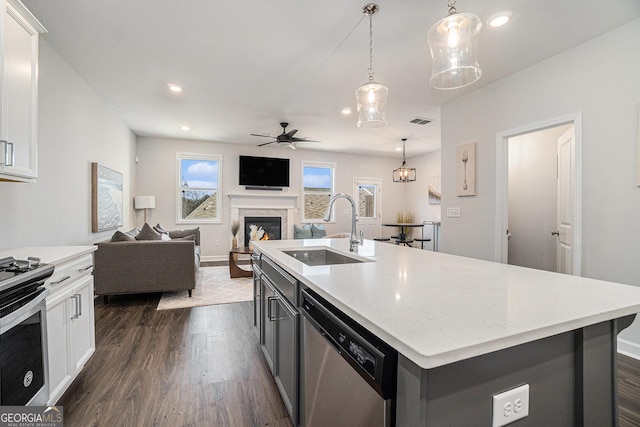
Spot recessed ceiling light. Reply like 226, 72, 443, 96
180, 125, 190, 131
341, 107, 352, 115
168, 84, 183, 93
488, 11, 512, 28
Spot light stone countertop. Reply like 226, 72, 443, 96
254, 238, 640, 369
0, 246, 96, 266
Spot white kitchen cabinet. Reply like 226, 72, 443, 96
45, 252, 96, 405
0, 0, 45, 182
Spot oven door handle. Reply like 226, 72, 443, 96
0, 288, 49, 333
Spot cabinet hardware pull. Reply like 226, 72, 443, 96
77, 293, 82, 316
267, 296, 278, 321
51, 275, 71, 285
70, 294, 80, 319
1, 141, 14, 167
79, 265, 93, 271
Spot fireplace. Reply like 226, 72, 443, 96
244, 216, 282, 247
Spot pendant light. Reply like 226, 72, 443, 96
393, 139, 416, 182
356, 3, 388, 128
427, 0, 482, 90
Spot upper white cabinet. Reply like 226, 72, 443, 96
0, 0, 45, 182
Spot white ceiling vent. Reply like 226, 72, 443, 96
410, 117, 432, 125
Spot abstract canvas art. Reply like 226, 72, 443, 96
92, 162, 123, 232
428, 175, 441, 205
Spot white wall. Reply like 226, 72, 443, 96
0, 40, 135, 251
136, 136, 407, 260
439, 19, 640, 355
404, 150, 441, 244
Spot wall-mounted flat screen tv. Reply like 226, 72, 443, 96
239, 155, 290, 188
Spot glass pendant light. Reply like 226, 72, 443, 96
393, 139, 416, 182
428, 0, 482, 90
356, 3, 388, 128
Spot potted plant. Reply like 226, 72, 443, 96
396, 211, 415, 239
231, 220, 240, 249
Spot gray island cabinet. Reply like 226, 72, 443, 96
253, 239, 640, 426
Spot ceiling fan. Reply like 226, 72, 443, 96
251, 122, 320, 150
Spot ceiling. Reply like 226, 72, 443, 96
23, 0, 640, 157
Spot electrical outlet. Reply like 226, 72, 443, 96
447, 207, 461, 218
215, 239, 220, 246
492, 384, 529, 427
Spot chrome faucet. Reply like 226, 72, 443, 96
323, 193, 362, 252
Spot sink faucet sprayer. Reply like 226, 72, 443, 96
323, 193, 363, 252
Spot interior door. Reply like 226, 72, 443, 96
556, 126, 575, 274
353, 178, 381, 239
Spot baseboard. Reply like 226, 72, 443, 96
618, 337, 640, 360
201, 255, 227, 263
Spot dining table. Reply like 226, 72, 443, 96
381, 223, 425, 246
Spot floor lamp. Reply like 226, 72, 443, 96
134, 195, 155, 224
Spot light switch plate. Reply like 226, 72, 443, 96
446, 207, 461, 218
492, 384, 529, 427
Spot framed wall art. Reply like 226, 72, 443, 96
456, 142, 476, 196
428, 175, 441, 205
91, 162, 123, 232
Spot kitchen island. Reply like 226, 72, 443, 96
253, 238, 640, 426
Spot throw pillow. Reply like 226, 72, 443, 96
168, 227, 200, 246
136, 223, 163, 241
294, 224, 312, 239
111, 230, 136, 242
172, 234, 195, 241
311, 223, 327, 238
154, 223, 167, 233
160, 233, 171, 241
127, 228, 141, 238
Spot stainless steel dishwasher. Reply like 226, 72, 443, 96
300, 289, 397, 427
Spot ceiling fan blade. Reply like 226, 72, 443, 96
250, 133, 273, 138
291, 137, 321, 142
257, 141, 276, 147
285, 129, 298, 138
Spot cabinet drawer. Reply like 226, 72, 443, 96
262, 256, 297, 306
46, 254, 94, 292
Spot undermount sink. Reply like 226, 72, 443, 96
282, 248, 370, 266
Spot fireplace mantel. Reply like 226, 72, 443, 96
227, 192, 298, 209
227, 192, 299, 241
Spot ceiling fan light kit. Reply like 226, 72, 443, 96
393, 138, 417, 182
356, 3, 388, 129
428, 0, 482, 90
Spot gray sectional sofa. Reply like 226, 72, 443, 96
94, 224, 201, 302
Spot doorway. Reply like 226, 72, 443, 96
495, 114, 582, 275
353, 178, 382, 239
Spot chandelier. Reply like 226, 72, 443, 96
427, 0, 482, 90
393, 139, 416, 182
355, 3, 388, 128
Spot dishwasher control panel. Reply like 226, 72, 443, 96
301, 289, 398, 399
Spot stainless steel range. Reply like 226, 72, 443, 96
0, 256, 54, 406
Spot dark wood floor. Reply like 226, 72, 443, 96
60, 294, 640, 427
58, 293, 293, 427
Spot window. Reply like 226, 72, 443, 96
177, 153, 221, 223
302, 162, 335, 222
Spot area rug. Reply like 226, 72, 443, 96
157, 266, 253, 310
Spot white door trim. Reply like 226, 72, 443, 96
495, 113, 583, 275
